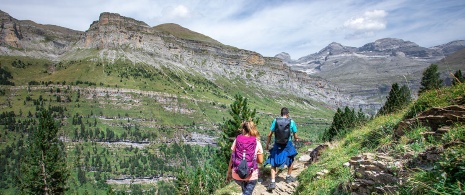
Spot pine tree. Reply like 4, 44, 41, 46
19, 108, 69, 194
219, 94, 259, 164
378, 83, 412, 115
419, 64, 443, 94
323, 106, 369, 141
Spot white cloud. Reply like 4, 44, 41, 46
344, 10, 387, 31
1, 0, 464, 59
167, 5, 191, 19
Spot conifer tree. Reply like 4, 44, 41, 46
378, 83, 411, 115
419, 64, 443, 94
19, 108, 69, 194
323, 106, 368, 141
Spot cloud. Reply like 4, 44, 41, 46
1, 0, 464, 59
344, 10, 387, 31
164, 5, 191, 19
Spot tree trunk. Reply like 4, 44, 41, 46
41, 150, 49, 195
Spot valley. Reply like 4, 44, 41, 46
1, 9, 464, 194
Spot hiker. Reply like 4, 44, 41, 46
226, 120, 264, 195
264, 107, 299, 191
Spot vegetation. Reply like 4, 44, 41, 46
296, 81, 465, 194
175, 94, 260, 194
154, 23, 222, 45
0, 55, 331, 194
377, 83, 412, 115
452, 69, 464, 86
19, 108, 69, 194
419, 64, 443, 94
0, 67, 15, 85
322, 106, 368, 141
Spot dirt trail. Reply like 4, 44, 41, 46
231, 159, 308, 195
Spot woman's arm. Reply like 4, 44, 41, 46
226, 157, 232, 182
257, 153, 264, 164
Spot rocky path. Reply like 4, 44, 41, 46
255, 161, 306, 195
230, 156, 309, 195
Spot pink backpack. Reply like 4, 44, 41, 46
232, 135, 257, 179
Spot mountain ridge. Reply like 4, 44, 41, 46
1, 10, 464, 114
278, 38, 465, 113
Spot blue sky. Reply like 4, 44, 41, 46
1, 0, 465, 59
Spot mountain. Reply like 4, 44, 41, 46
283, 38, 465, 112
0, 10, 82, 55
0, 10, 347, 108
1, 11, 339, 193
2, 9, 464, 115
1, 10, 464, 194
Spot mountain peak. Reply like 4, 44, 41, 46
317, 42, 355, 55
88, 12, 150, 31
360, 38, 420, 52
275, 52, 292, 62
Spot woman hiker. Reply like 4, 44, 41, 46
226, 120, 264, 195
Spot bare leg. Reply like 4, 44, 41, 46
267, 166, 277, 190
287, 162, 293, 175
271, 166, 276, 180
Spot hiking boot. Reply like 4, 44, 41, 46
267, 182, 276, 191
286, 175, 296, 183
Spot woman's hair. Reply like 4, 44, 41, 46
242, 120, 260, 139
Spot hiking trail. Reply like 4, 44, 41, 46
229, 153, 309, 195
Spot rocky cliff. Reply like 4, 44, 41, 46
280, 38, 465, 113
1, 10, 464, 114
0, 11, 350, 109
0, 10, 82, 56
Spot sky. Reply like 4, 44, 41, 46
2, 0, 465, 59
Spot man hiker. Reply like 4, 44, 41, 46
264, 107, 299, 191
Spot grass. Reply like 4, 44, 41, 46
0, 53, 335, 194
295, 82, 465, 194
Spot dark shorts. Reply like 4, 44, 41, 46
235, 179, 257, 195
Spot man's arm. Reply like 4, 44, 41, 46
293, 132, 299, 142
291, 120, 299, 141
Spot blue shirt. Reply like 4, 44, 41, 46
270, 118, 297, 141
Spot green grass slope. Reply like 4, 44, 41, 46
0, 54, 334, 194
154, 23, 223, 46
296, 82, 465, 194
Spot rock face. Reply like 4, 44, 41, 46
341, 153, 404, 195
275, 52, 292, 63
0, 10, 350, 109
287, 38, 465, 114
83, 12, 154, 49
1, 10, 464, 113
0, 10, 82, 56
339, 104, 465, 195
395, 105, 465, 138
